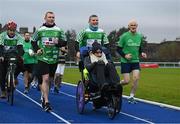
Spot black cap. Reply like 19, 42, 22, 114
92, 41, 102, 53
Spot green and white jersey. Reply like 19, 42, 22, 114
0, 31, 23, 50
32, 25, 66, 64
118, 31, 142, 63
76, 27, 109, 48
23, 40, 37, 64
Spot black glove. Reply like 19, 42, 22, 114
92, 61, 97, 66
97, 60, 105, 65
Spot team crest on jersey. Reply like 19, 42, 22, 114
127, 39, 140, 46
86, 39, 102, 47
42, 37, 58, 46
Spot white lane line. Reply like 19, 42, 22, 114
16, 88, 71, 124
120, 112, 154, 124
60, 91, 155, 124
63, 82, 180, 111
60, 91, 76, 98
17, 77, 154, 123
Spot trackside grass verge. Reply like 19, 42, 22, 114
63, 68, 180, 107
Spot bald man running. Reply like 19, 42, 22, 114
117, 19, 147, 103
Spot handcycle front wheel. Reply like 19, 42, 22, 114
7, 71, 15, 106
76, 80, 85, 114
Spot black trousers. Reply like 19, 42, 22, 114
90, 62, 120, 90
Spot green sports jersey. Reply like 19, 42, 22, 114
32, 25, 66, 64
76, 27, 109, 48
0, 31, 23, 47
23, 40, 37, 64
118, 31, 142, 63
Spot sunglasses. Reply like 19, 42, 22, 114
95, 51, 102, 54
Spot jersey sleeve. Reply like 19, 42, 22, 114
32, 30, 39, 42
59, 29, 66, 41
76, 29, 85, 47
118, 34, 125, 47
16, 33, 24, 45
102, 32, 109, 45
0, 33, 4, 45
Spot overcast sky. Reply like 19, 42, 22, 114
0, 0, 180, 43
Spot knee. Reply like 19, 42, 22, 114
133, 76, 139, 82
43, 76, 49, 83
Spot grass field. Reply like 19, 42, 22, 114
63, 67, 180, 107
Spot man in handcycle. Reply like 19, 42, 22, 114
83, 42, 122, 109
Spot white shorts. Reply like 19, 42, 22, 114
55, 64, 65, 75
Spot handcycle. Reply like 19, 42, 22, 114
3, 46, 18, 105
76, 59, 123, 119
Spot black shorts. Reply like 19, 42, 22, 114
36, 60, 57, 77
23, 64, 34, 73
15, 60, 24, 78
121, 62, 140, 74
32, 64, 38, 77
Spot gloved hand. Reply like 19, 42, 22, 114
92, 61, 97, 66
97, 60, 105, 65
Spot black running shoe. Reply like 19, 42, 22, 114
44, 102, 52, 112
128, 97, 137, 104
24, 87, 29, 94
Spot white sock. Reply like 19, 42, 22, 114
120, 80, 124, 84
41, 93, 44, 100
130, 93, 134, 98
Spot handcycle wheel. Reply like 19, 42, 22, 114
107, 95, 116, 119
76, 80, 85, 114
7, 72, 14, 106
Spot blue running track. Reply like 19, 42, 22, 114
0, 75, 180, 123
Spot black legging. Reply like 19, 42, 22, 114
90, 61, 120, 89
105, 62, 120, 84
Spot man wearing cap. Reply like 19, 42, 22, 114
84, 42, 120, 92
0, 21, 24, 98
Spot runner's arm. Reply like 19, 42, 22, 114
117, 46, 126, 58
